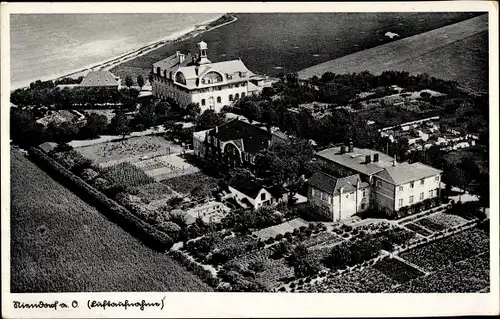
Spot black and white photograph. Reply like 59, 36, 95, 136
2, 1, 498, 318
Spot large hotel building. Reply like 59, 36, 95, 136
151, 41, 269, 112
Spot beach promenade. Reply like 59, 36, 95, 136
297, 15, 488, 84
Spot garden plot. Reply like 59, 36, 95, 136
137, 154, 199, 181
162, 172, 221, 196
253, 218, 309, 241
420, 212, 470, 229
403, 223, 433, 237
229, 248, 294, 290
399, 228, 489, 272
131, 182, 175, 203
389, 253, 489, 293
373, 257, 426, 283
102, 162, 154, 188
303, 232, 344, 250
76, 135, 184, 167
303, 267, 397, 293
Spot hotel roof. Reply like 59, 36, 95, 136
316, 146, 395, 176
375, 162, 442, 185
80, 70, 120, 87
308, 171, 369, 195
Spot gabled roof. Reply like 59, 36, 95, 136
375, 162, 442, 185
227, 175, 265, 199
210, 119, 271, 154
308, 171, 369, 194
80, 70, 119, 87
316, 146, 394, 176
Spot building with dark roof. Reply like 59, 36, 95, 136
193, 119, 287, 170
225, 175, 287, 210
307, 171, 371, 221
151, 41, 269, 112
79, 70, 121, 88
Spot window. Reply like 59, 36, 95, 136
399, 186, 403, 192
241, 92, 246, 98
242, 82, 247, 86
435, 176, 440, 182
398, 198, 403, 207
362, 190, 366, 198
217, 96, 221, 103
376, 180, 382, 187
409, 196, 414, 204
201, 99, 206, 106
229, 94, 233, 101
429, 190, 433, 197
235, 93, 240, 99
420, 192, 424, 200
420, 179, 425, 185
261, 193, 266, 201
410, 182, 414, 188
361, 203, 366, 210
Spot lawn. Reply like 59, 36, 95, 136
10, 149, 211, 292
399, 228, 489, 272
373, 257, 426, 283
390, 253, 489, 293
76, 135, 184, 166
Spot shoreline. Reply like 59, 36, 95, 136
11, 13, 238, 91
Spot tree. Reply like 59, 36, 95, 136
109, 110, 131, 138
241, 100, 262, 124
124, 75, 134, 89
260, 103, 278, 131
148, 73, 154, 86
80, 113, 108, 138
135, 102, 157, 128
185, 102, 202, 120
137, 75, 145, 90
195, 109, 225, 130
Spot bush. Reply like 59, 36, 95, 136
275, 233, 284, 241
169, 250, 219, 287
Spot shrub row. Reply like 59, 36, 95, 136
29, 147, 174, 252
169, 250, 219, 288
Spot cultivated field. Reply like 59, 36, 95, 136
76, 135, 184, 166
10, 149, 211, 292
134, 153, 199, 181
162, 171, 221, 196
298, 15, 488, 93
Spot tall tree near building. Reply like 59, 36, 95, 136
185, 103, 202, 120
195, 109, 225, 130
137, 75, 145, 90
110, 110, 131, 138
124, 75, 134, 89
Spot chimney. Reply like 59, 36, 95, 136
373, 153, 379, 162
356, 180, 360, 189
179, 53, 186, 63
176, 50, 180, 58
393, 155, 397, 166
348, 140, 354, 152
365, 155, 371, 164
340, 145, 346, 154
215, 126, 219, 134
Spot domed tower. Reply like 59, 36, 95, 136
197, 40, 211, 65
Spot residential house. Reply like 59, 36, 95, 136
225, 175, 287, 210
307, 171, 371, 221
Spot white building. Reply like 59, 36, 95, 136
151, 41, 268, 112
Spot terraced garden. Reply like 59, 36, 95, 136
373, 257, 426, 283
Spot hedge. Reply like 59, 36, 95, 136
28, 147, 173, 252
169, 250, 219, 287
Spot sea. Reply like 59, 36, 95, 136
10, 13, 223, 88
10, 12, 481, 89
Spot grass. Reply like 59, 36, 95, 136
298, 15, 488, 93
10, 149, 211, 292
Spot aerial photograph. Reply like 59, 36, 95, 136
9, 10, 491, 294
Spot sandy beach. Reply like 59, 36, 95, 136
11, 13, 237, 91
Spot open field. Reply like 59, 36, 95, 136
10, 149, 211, 292
76, 135, 184, 166
298, 15, 488, 93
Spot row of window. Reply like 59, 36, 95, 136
398, 189, 437, 207
200, 92, 246, 106
312, 188, 367, 203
